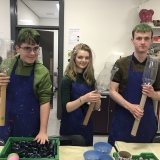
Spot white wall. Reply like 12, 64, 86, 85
0, 0, 10, 39
63, 0, 149, 79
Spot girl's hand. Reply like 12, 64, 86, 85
82, 91, 101, 103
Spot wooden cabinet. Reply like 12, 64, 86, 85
92, 95, 115, 134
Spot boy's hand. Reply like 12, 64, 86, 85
0, 73, 10, 86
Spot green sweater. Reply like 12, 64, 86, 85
1, 56, 52, 105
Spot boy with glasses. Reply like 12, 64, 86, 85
0, 28, 52, 144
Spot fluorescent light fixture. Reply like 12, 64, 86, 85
56, 4, 59, 11
20, 20, 33, 23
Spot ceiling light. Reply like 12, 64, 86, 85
20, 20, 33, 23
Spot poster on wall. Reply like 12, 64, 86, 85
38, 46, 43, 63
68, 28, 80, 61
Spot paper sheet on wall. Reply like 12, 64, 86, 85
38, 47, 43, 63
68, 28, 80, 61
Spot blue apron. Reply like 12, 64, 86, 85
108, 55, 157, 146
0, 57, 40, 142
60, 82, 93, 146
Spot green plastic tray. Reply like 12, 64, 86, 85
0, 137, 59, 160
113, 152, 159, 160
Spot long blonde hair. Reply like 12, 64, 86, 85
64, 43, 95, 86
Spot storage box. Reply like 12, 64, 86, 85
0, 137, 59, 160
113, 152, 159, 160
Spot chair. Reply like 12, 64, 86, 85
49, 135, 86, 146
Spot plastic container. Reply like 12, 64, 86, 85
113, 152, 159, 160
0, 137, 59, 160
94, 142, 112, 154
83, 150, 103, 160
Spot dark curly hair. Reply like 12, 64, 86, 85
17, 28, 40, 46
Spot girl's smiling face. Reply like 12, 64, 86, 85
75, 49, 90, 73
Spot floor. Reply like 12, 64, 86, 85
47, 96, 108, 144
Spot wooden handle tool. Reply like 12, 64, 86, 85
131, 94, 147, 136
0, 85, 7, 126
83, 102, 95, 126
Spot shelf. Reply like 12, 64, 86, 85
153, 42, 160, 44
152, 26, 160, 29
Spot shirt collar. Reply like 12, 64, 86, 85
132, 53, 147, 65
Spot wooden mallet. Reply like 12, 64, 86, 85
83, 102, 95, 126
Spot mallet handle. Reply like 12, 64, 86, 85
131, 94, 147, 136
83, 102, 95, 126
0, 85, 7, 126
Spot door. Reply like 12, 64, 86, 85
37, 30, 54, 108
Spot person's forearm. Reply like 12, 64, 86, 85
151, 91, 160, 101
66, 96, 85, 112
39, 102, 50, 133
109, 90, 130, 110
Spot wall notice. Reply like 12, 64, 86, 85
68, 28, 80, 61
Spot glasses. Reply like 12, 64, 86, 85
20, 46, 40, 54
